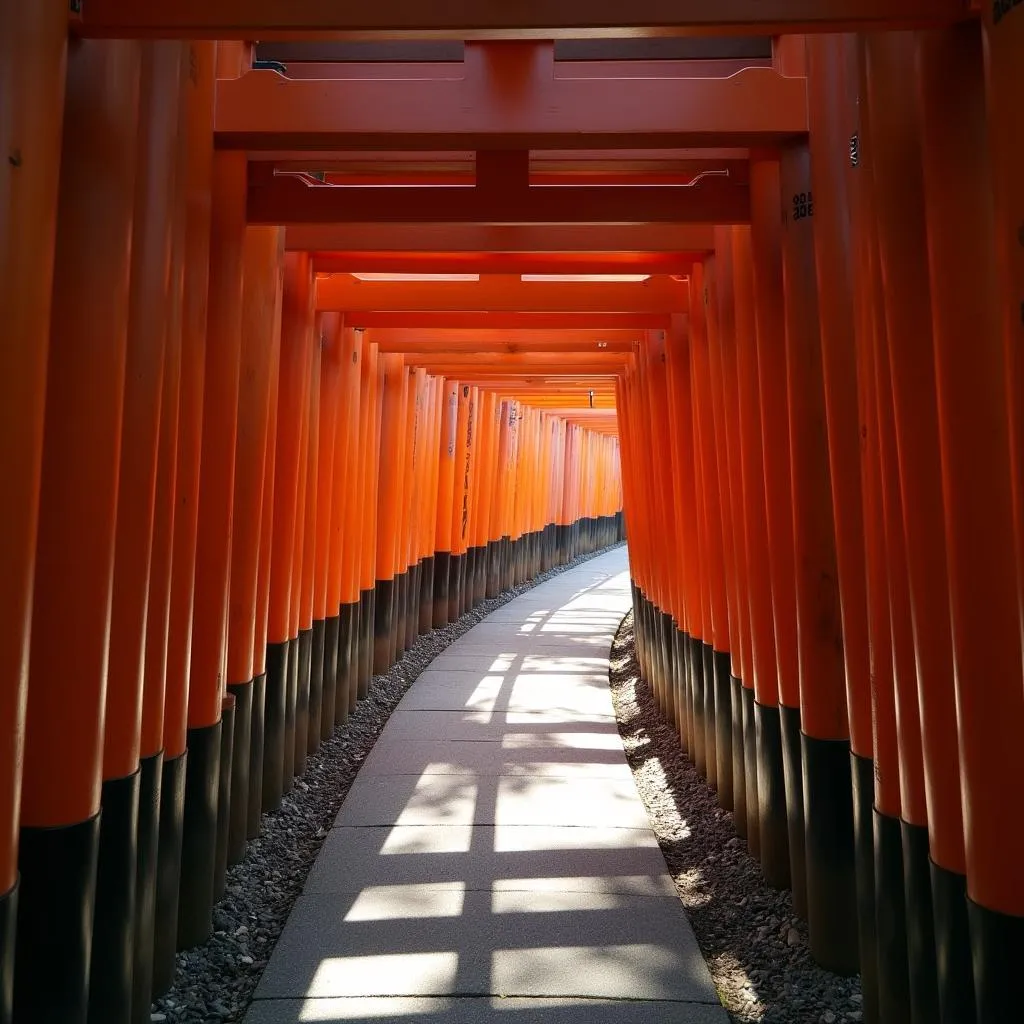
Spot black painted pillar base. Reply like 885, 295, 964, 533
657, 612, 673, 724
262, 641, 287, 812
322, 617, 339, 739
473, 545, 487, 605
742, 686, 759, 854
213, 697, 235, 903
394, 570, 408, 658
671, 628, 686, 752
294, 629, 311, 780
754, 701, 789, 890
930, 860, 974, 1024
88, 768, 141, 1024
419, 555, 435, 635
15, 813, 100, 1024
131, 752, 162, 1024
178, 720, 221, 950
462, 550, 474, 614
247, 673, 265, 839
702, 642, 717, 791
433, 552, 451, 628
226, 679, 252, 865
969, 897, 1024, 1024
850, 752, 878, 1022
502, 536, 514, 591
733, 675, 749, 835
486, 540, 502, 598
152, 751, 185, 996
283, 636, 298, 791
780, 706, 807, 919
358, 588, 374, 699
373, 577, 396, 675
308, 618, 325, 753
336, 603, 356, 726
714, 651, 733, 811
802, 732, 858, 975
690, 636, 707, 777
0, 878, 16, 1024
874, 808, 911, 1021
447, 554, 463, 623
902, 821, 939, 1023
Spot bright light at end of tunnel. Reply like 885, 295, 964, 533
351, 273, 480, 282
520, 274, 651, 282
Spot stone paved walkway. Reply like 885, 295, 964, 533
244, 548, 728, 1023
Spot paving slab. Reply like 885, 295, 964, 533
245, 549, 726, 1023
246, 996, 729, 1023
304, 825, 673, 894
358, 737, 633, 779
334, 774, 654, 829
254, 889, 716, 1002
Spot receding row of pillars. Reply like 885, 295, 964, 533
622, 20, 1024, 1024
0, 24, 625, 1024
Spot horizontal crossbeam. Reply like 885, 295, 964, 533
317, 274, 688, 313
217, 53, 807, 151
290, 223, 715, 254
74, 0, 974, 40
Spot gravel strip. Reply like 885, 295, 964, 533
151, 542, 626, 1024
608, 609, 864, 1024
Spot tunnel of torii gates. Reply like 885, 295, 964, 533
2, 2, 1024, 1024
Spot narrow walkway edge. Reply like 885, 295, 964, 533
245, 548, 728, 1023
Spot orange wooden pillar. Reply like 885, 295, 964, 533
704, 259, 737, 809
469, 391, 495, 604
852, 139, 913, 1022
94, 42, 181, 1024
181, 130, 247, 941
0, 2, 67, 1014
749, 158, 799, 890
330, 326, 363, 725
730, 226, 764, 857
355, 342, 381, 699
981, 3, 1024, 682
136, 48, 189, 1016
689, 323, 712, 770
933, 15, 1024, 1018
225, 226, 282, 868
691, 266, 728, 794
777, 140, 835, 924
264, 253, 314, 812
405, 369, 427, 633
418, 377, 442, 629
804, 34, 866, 976
646, 335, 679, 730
249, 241, 282, 833
458, 387, 481, 613
654, 339, 680, 738
502, 402, 521, 590
313, 316, 342, 738
397, 369, 422, 651
449, 384, 473, 615
290, 326, 320, 780
374, 355, 407, 672
153, 39, 215, 997
16, 37, 140, 1024
715, 229, 754, 833
434, 380, 459, 621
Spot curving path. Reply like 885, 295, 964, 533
244, 548, 727, 1023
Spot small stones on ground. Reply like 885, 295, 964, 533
151, 543, 625, 1024
607, 610, 863, 1024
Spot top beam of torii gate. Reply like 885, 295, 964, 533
73, 0, 973, 39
